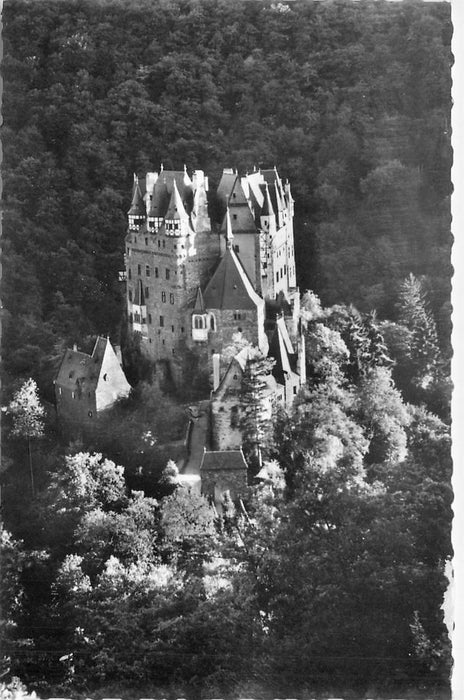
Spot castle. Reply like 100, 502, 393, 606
126, 166, 304, 383
125, 165, 306, 500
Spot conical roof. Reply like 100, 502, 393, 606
128, 177, 146, 216
193, 287, 206, 312
260, 183, 274, 217
165, 179, 187, 220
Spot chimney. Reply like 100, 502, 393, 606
114, 345, 123, 366
212, 353, 221, 392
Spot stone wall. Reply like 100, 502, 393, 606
201, 466, 248, 502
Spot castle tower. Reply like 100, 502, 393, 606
125, 168, 220, 372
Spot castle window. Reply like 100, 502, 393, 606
233, 214, 237, 220
276, 271, 279, 282
194, 316, 204, 329
145, 287, 149, 298
172, 348, 176, 355
162, 339, 165, 345
162, 240, 165, 248
171, 325, 175, 332
128, 269, 132, 280
138, 264, 141, 275
134, 312, 141, 323
161, 292, 166, 302
284, 265, 287, 274
210, 314, 216, 331
103, 373, 107, 381
155, 267, 159, 278
233, 244, 240, 253
166, 269, 170, 280
233, 311, 243, 321
146, 265, 150, 276
145, 237, 148, 245
181, 327, 185, 333
170, 293, 174, 304
158, 240, 161, 248
129, 290, 133, 301
148, 314, 152, 324
293, 386, 297, 395
160, 316, 164, 326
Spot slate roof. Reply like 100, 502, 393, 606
202, 247, 262, 311
147, 170, 193, 218
260, 183, 274, 217
221, 203, 257, 235
128, 179, 146, 216
165, 179, 188, 220
200, 449, 248, 472
193, 287, 206, 312
55, 337, 109, 392
216, 169, 238, 206
268, 318, 298, 384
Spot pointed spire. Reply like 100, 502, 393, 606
225, 208, 234, 249
128, 175, 146, 216
193, 287, 206, 312
261, 182, 274, 217
165, 179, 187, 220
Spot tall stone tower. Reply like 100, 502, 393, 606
125, 168, 220, 378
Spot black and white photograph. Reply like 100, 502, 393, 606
1, 0, 456, 698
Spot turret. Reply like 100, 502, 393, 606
128, 175, 146, 230
164, 179, 189, 236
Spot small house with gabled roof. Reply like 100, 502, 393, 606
54, 337, 131, 429
200, 447, 249, 506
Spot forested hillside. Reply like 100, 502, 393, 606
1, 0, 453, 696
3, 0, 452, 397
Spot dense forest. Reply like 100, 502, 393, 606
1, 0, 453, 697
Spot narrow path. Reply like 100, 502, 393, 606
181, 400, 210, 477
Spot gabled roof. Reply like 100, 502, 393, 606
203, 247, 262, 311
268, 318, 298, 384
216, 169, 238, 206
128, 178, 146, 217
200, 449, 248, 472
55, 337, 111, 392
228, 177, 249, 207
221, 202, 257, 235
